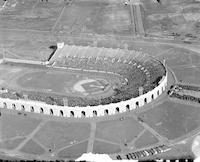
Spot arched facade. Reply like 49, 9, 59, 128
0, 72, 168, 118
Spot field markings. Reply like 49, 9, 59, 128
86, 122, 96, 153
14, 120, 48, 152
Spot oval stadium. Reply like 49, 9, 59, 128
0, 0, 200, 161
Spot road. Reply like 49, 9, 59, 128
129, 0, 145, 37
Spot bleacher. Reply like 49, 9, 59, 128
1, 45, 166, 107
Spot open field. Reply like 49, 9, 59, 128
0, 0, 64, 31
93, 140, 121, 154
0, 0, 200, 161
0, 40, 200, 160
137, 100, 200, 140
0, 41, 200, 160
172, 66, 200, 85
142, 0, 200, 41
1, 93, 200, 160
134, 130, 159, 149
0, 63, 121, 99
95, 117, 144, 144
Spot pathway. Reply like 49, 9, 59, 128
87, 122, 96, 153
14, 121, 47, 151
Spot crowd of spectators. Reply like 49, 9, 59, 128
168, 84, 200, 104
177, 84, 200, 92
0, 88, 65, 106
0, 55, 166, 107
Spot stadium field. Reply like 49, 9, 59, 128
0, 63, 123, 99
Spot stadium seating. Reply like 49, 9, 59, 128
0, 50, 166, 107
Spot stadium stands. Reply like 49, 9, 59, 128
0, 46, 166, 107
168, 84, 200, 104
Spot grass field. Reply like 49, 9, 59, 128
34, 121, 90, 150
172, 66, 200, 85
142, 0, 200, 41
0, 0, 200, 160
0, 0, 63, 31
95, 117, 144, 144
137, 100, 200, 140
93, 140, 121, 154
0, 63, 121, 99
134, 130, 159, 149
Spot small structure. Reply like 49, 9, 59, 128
57, 42, 64, 49
139, 86, 144, 96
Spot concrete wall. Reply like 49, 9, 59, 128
0, 72, 168, 118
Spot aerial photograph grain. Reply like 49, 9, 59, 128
0, 0, 200, 161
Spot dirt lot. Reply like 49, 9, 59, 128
142, 0, 200, 41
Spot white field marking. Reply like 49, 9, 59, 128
89, 84, 104, 89
73, 79, 97, 93
163, 148, 171, 152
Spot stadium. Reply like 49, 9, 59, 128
0, 44, 167, 118
1, 0, 200, 161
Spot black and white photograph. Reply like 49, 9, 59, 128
0, 0, 200, 161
